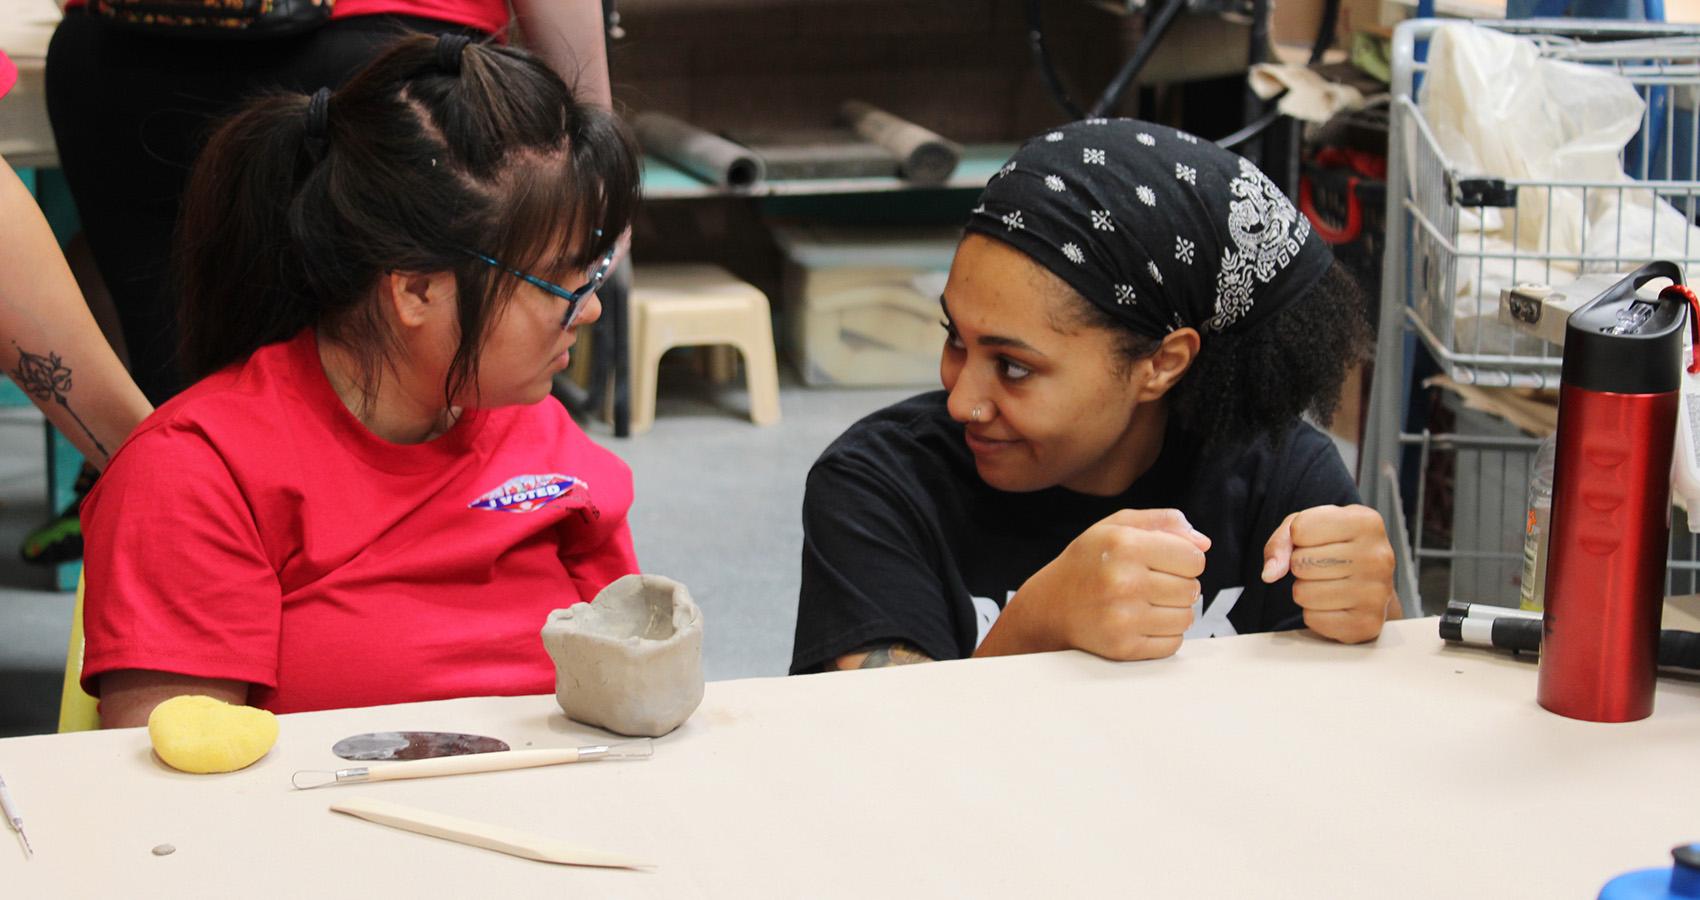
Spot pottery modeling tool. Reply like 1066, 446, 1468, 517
0, 772, 31, 858
330, 796, 650, 869
331, 731, 509, 761
291, 739, 652, 790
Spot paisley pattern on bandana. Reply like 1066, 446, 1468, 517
962, 118, 1331, 338
1210, 158, 1313, 331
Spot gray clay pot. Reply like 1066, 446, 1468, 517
540, 574, 704, 737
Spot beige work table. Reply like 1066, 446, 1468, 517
2, 617, 1696, 897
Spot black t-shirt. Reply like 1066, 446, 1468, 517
790, 391, 1362, 674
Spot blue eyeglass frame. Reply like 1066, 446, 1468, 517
464, 243, 617, 329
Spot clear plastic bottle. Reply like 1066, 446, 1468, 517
1519, 433, 1558, 612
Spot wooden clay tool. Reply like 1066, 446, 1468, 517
331, 796, 650, 869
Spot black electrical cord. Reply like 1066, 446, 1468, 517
1310, 0, 1341, 64
1027, 0, 1187, 121
1027, 0, 1341, 127
1223, 0, 1337, 154
1214, 99, 1284, 148
1085, 0, 1189, 119
1231, 0, 1276, 159
1027, 0, 1087, 119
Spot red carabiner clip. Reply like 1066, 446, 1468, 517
1661, 282, 1700, 374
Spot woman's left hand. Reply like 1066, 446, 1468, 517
1260, 504, 1399, 644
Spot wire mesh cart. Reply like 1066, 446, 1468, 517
1360, 18, 1700, 615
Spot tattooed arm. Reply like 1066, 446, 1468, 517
0, 157, 150, 467
823, 642, 936, 671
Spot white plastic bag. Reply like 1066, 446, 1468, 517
1584, 187, 1700, 271
1416, 23, 1700, 352
1420, 23, 1647, 259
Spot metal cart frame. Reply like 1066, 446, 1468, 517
1360, 18, 1700, 615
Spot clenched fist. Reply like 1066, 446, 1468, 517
1261, 504, 1399, 644
979, 508, 1212, 661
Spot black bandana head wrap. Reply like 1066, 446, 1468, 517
964, 118, 1331, 337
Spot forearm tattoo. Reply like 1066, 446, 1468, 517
13, 343, 108, 461
839, 643, 945, 670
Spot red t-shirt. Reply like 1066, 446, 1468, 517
80, 329, 639, 714
329, 0, 508, 34
62, 0, 510, 37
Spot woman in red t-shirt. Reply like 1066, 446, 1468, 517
80, 35, 643, 726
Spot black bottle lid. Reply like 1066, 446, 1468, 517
1438, 613, 1464, 642
1561, 261, 1688, 395
1671, 844, 1700, 898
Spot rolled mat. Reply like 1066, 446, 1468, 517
839, 100, 961, 186
633, 112, 765, 190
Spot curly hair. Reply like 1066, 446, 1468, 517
1068, 261, 1371, 451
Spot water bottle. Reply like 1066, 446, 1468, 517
1519, 433, 1557, 612
1539, 261, 1685, 723
1599, 844, 1700, 899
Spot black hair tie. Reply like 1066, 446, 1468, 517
303, 87, 331, 160
436, 34, 473, 74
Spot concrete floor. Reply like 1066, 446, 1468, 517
0, 361, 914, 738
612, 367, 913, 685
0, 405, 79, 738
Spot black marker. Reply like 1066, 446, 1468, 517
1443, 600, 1541, 623
1439, 603, 1700, 671
1439, 610, 1542, 655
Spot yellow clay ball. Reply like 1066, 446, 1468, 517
147, 695, 279, 774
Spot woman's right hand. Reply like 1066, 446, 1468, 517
976, 509, 1211, 661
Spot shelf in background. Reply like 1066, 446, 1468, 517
641, 144, 1017, 200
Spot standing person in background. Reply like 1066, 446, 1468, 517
32, 0, 612, 564
0, 49, 150, 472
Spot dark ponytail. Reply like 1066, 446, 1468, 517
176, 92, 327, 382
175, 34, 641, 404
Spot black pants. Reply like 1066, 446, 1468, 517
46, 10, 486, 405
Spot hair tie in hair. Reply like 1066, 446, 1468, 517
436, 34, 473, 74
302, 87, 331, 160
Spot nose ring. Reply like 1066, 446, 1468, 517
971, 405, 984, 422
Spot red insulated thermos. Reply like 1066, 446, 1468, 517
1538, 261, 1688, 722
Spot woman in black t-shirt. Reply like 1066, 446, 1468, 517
792, 120, 1399, 674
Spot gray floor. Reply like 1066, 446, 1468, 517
612, 363, 914, 683
0, 360, 916, 738
0, 405, 79, 739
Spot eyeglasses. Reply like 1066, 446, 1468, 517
464, 243, 617, 329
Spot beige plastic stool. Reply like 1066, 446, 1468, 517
628, 264, 782, 435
